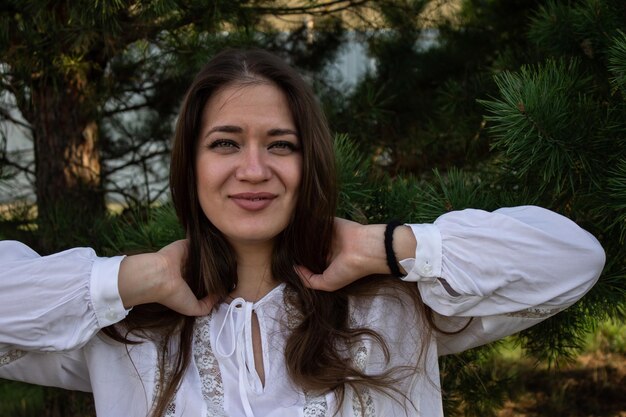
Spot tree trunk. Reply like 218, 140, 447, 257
31, 81, 104, 252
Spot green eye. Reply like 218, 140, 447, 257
208, 139, 239, 151
209, 139, 237, 148
269, 141, 299, 154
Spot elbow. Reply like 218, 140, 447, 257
579, 232, 605, 290
589, 237, 606, 280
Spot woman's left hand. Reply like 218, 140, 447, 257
296, 218, 416, 291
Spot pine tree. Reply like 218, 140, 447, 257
439, 1, 625, 414
331, 1, 626, 414
480, 0, 626, 356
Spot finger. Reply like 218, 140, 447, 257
294, 265, 315, 287
192, 294, 219, 316
294, 265, 337, 292
164, 290, 218, 317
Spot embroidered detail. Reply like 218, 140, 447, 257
351, 344, 375, 417
349, 312, 375, 417
303, 390, 328, 417
193, 314, 227, 415
352, 387, 375, 417
165, 402, 176, 416
283, 288, 328, 415
0, 350, 26, 367
152, 342, 176, 417
353, 345, 368, 371
505, 307, 561, 319
282, 286, 304, 330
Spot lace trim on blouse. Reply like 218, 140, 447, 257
304, 390, 329, 417
0, 349, 26, 367
284, 287, 331, 416
505, 307, 561, 319
152, 342, 177, 417
193, 314, 227, 416
350, 332, 375, 417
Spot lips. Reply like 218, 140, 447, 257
229, 192, 277, 211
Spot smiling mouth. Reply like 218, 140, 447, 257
229, 193, 277, 210
230, 193, 277, 200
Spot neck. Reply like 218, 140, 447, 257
229, 240, 278, 302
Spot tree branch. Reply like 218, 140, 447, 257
102, 100, 152, 117
249, 0, 371, 15
0, 154, 35, 176
0, 106, 32, 130
103, 149, 170, 176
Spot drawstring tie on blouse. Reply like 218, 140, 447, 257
215, 298, 264, 417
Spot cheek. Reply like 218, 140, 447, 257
195, 158, 227, 191
194, 173, 221, 225
194, 163, 221, 220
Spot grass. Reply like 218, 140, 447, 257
0, 381, 94, 417
586, 320, 626, 355
0, 381, 44, 417
493, 319, 626, 417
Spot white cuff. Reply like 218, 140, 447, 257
90, 255, 129, 328
399, 223, 442, 282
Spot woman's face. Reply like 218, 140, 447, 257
195, 81, 302, 248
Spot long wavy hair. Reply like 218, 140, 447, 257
107, 48, 434, 417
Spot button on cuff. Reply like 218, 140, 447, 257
400, 223, 442, 282
90, 255, 129, 328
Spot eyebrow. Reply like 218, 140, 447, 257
267, 128, 299, 137
206, 125, 243, 136
205, 125, 299, 138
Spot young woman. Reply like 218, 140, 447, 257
0, 49, 605, 417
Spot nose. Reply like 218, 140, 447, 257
234, 146, 271, 183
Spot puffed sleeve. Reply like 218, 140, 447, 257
0, 240, 129, 389
398, 206, 605, 355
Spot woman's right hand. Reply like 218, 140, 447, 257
118, 240, 216, 316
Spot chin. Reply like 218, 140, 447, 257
223, 227, 285, 245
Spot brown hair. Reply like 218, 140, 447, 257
108, 48, 433, 416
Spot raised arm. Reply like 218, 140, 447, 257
117, 240, 216, 316
0, 239, 215, 391
0, 241, 126, 390
403, 206, 604, 315
0, 241, 126, 352
405, 206, 605, 354
299, 206, 605, 353
0, 239, 214, 353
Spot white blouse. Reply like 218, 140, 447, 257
0, 206, 605, 417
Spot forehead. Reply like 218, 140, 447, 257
201, 81, 295, 127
